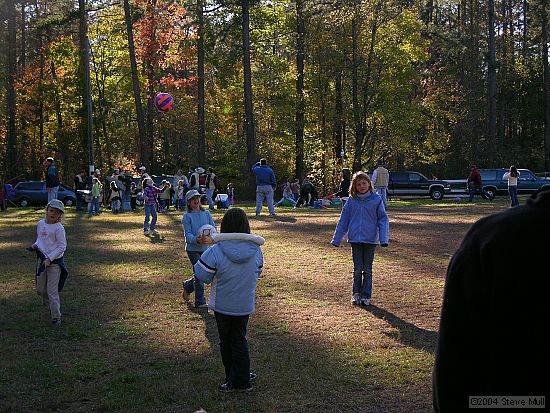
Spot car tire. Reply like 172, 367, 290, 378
19, 197, 31, 207
64, 197, 75, 206
484, 187, 496, 200
430, 188, 444, 201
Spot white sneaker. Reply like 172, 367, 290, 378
144, 230, 150, 236
151, 229, 159, 235
351, 293, 360, 305
361, 298, 371, 306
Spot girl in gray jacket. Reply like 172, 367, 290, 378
194, 208, 264, 392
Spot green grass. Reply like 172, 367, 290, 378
0, 199, 509, 412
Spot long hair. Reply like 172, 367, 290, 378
510, 165, 518, 178
349, 171, 374, 197
220, 208, 251, 234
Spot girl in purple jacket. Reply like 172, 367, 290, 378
142, 177, 169, 235
331, 171, 389, 306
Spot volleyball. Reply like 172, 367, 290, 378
154, 93, 173, 112
199, 224, 217, 237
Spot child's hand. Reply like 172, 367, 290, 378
25, 245, 36, 252
44, 259, 51, 267
196, 236, 205, 244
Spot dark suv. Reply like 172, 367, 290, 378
478, 168, 550, 199
13, 181, 76, 207
388, 171, 451, 200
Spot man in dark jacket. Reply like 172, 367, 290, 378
74, 170, 87, 211
44, 157, 60, 202
433, 188, 549, 412
467, 164, 492, 201
252, 158, 277, 216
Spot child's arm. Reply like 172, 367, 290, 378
182, 214, 198, 244
330, 201, 351, 246
194, 247, 217, 284
377, 201, 390, 246
256, 249, 264, 278
47, 225, 67, 261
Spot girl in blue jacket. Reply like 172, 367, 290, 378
182, 189, 216, 307
194, 208, 264, 392
331, 171, 389, 306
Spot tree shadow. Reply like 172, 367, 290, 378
363, 305, 437, 353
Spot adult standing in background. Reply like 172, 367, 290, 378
467, 164, 492, 202
173, 169, 188, 205
44, 157, 60, 202
252, 158, 277, 216
189, 167, 203, 191
333, 168, 351, 198
372, 160, 389, 207
205, 168, 218, 210
73, 170, 87, 211
503, 165, 520, 207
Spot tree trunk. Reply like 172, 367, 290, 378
542, 0, 550, 170
487, 0, 497, 166
123, 0, 147, 164
79, 0, 94, 171
6, 0, 18, 179
295, 0, 305, 182
242, 0, 257, 194
19, 1, 28, 173
197, 0, 206, 166
333, 70, 343, 160
351, 15, 361, 172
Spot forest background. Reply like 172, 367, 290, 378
1, 0, 549, 197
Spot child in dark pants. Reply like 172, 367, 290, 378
194, 208, 264, 392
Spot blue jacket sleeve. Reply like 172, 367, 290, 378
377, 200, 390, 244
207, 211, 215, 228
257, 249, 264, 277
183, 214, 197, 244
194, 247, 217, 284
331, 200, 351, 246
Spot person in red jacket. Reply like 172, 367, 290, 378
467, 165, 492, 202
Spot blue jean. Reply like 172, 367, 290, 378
177, 199, 185, 210
469, 185, 491, 200
76, 194, 83, 211
509, 186, 519, 207
143, 204, 157, 231
351, 243, 376, 299
183, 250, 206, 306
206, 189, 215, 209
47, 186, 58, 202
214, 311, 251, 389
256, 185, 275, 215
376, 186, 387, 207
111, 199, 121, 212
91, 197, 100, 214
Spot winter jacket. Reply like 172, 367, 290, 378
331, 192, 389, 246
252, 164, 277, 187
194, 233, 264, 316
182, 209, 216, 252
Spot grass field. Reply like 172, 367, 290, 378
0, 197, 515, 412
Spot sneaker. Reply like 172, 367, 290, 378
218, 382, 253, 393
250, 372, 257, 382
151, 229, 159, 235
360, 298, 371, 306
351, 293, 360, 305
51, 318, 61, 326
144, 230, 150, 236
195, 303, 208, 309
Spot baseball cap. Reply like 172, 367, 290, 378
138, 166, 146, 171
185, 189, 201, 202
47, 199, 65, 213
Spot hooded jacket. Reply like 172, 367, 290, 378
331, 192, 389, 246
194, 233, 264, 316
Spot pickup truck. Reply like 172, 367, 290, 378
387, 171, 451, 200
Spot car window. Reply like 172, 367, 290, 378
480, 170, 497, 181
408, 173, 422, 182
17, 182, 43, 190
392, 172, 409, 182
518, 170, 534, 180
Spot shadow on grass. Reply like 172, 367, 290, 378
364, 305, 437, 353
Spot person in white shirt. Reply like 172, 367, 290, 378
372, 160, 389, 207
502, 165, 520, 207
28, 199, 68, 326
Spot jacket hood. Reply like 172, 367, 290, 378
218, 240, 260, 263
